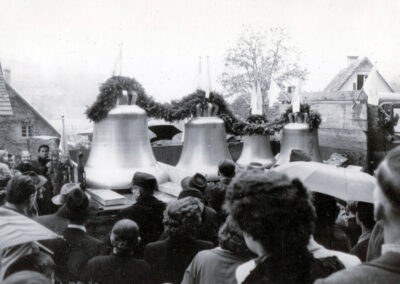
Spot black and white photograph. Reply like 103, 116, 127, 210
0, 0, 400, 283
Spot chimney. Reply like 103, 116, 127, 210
3, 68, 10, 84
287, 85, 296, 94
347, 56, 359, 66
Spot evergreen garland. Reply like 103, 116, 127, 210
86, 76, 321, 136
281, 104, 322, 131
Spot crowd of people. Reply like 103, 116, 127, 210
2, 145, 400, 283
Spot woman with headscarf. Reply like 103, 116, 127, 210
84, 219, 151, 284
144, 197, 213, 284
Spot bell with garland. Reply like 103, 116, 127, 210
275, 85, 322, 165
174, 57, 232, 181
236, 81, 276, 169
85, 91, 168, 189
175, 101, 232, 181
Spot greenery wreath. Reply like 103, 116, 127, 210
85, 76, 321, 136
281, 103, 322, 131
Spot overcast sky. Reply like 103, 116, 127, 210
1, 0, 399, 120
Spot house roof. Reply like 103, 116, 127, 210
324, 57, 394, 92
5, 83, 61, 136
0, 63, 13, 115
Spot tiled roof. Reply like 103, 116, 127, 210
0, 63, 13, 115
324, 57, 372, 92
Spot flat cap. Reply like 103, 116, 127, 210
132, 172, 158, 190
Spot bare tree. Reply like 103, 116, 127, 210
221, 27, 307, 109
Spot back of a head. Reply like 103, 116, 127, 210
226, 169, 315, 253
163, 197, 202, 241
312, 192, 339, 228
6, 175, 36, 205
65, 188, 90, 223
356, 202, 375, 230
132, 171, 158, 195
218, 159, 236, 178
4, 252, 55, 280
226, 170, 316, 282
3, 271, 51, 284
111, 219, 140, 255
376, 146, 400, 209
218, 216, 253, 258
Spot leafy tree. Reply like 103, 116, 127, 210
229, 94, 250, 120
221, 27, 307, 111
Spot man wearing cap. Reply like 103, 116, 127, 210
203, 159, 235, 222
119, 172, 166, 256
177, 174, 219, 245
34, 183, 80, 234
0, 176, 40, 280
51, 187, 103, 282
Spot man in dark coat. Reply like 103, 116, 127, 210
34, 183, 81, 234
203, 159, 235, 223
119, 172, 166, 257
316, 147, 400, 284
50, 187, 104, 282
31, 145, 50, 176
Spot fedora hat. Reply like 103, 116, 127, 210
181, 173, 207, 192
65, 188, 91, 221
52, 183, 91, 205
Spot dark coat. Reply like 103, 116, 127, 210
144, 239, 213, 284
350, 237, 370, 262
51, 227, 105, 282
203, 178, 231, 222
83, 254, 151, 284
31, 157, 49, 176
314, 225, 352, 253
243, 256, 344, 284
34, 205, 69, 234
158, 205, 219, 246
119, 195, 166, 256
15, 163, 38, 174
198, 206, 219, 245
315, 252, 400, 284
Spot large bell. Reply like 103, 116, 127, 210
275, 113, 322, 165
175, 114, 232, 181
236, 135, 276, 168
85, 94, 168, 190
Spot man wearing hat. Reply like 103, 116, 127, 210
51, 187, 103, 282
119, 171, 166, 257
34, 183, 80, 234
177, 176, 219, 245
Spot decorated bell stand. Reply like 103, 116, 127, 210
85, 91, 168, 189
275, 111, 322, 165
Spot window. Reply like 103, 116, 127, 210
357, 74, 368, 90
22, 125, 33, 137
